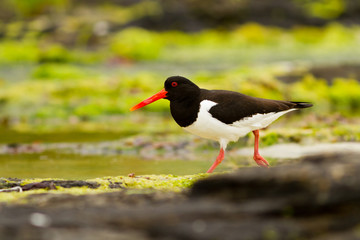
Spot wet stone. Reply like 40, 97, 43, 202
0, 179, 20, 189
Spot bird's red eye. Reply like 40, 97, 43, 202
171, 82, 178, 87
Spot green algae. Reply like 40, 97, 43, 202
0, 173, 210, 204
93, 174, 209, 192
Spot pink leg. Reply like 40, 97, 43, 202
252, 130, 270, 168
206, 148, 225, 173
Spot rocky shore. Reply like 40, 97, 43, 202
1, 152, 360, 240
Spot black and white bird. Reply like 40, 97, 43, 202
131, 76, 312, 173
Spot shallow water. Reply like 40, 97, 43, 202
2, 142, 358, 179
0, 152, 232, 179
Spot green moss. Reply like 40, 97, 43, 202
292, 26, 324, 44
298, 0, 345, 19
31, 63, 89, 80
7, 0, 69, 18
260, 128, 316, 146
261, 132, 280, 146
263, 228, 279, 240
290, 76, 360, 116
0, 173, 210, 204
0, 178, 19, 189
290, 75, 330, 112
0, 39, 39, 63
110, 28, 163, 60
329, 78, 360, 115
333, 125, 360, 142
38, 44, 72, 63
93, 174, 209, 192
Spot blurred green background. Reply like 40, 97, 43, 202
0, 0, 359, 178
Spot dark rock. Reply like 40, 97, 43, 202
0, 179, 100, 191
22, 181, 57, 191
108, 181, 124, 189
277, 64, 360, 84
310, 64, 360, 84
46, 180, 100, 189
0, 178, 20, 189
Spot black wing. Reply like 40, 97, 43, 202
201, 89, 312, 124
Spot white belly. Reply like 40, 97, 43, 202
183, 100, 296, 146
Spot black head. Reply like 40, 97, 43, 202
164, 76, 200, 101
130, 76, 200, 111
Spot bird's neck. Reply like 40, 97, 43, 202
170, 96, 200, 127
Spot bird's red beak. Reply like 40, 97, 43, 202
130, 88, 168, 111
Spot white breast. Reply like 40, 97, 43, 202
183, 100, 296, 148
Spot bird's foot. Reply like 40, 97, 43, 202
253, 154, 270, 168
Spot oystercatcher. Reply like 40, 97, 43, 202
131, 76, 312, 173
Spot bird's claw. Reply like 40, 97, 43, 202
254, 155, 270, 168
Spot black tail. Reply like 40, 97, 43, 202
291, 102, 313, 108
